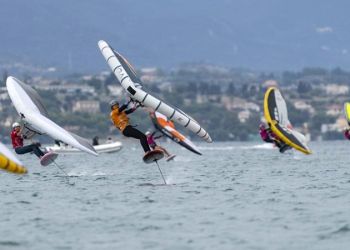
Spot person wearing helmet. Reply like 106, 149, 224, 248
344, 127, 350, 140
110, 99, 150, 153
259, 123, 274, 143
92, 136, 99, 146
10, 122, 45, 158
259, 123, 290, 153
145, 131, 172, 157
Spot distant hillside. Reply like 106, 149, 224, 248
1, 0, 350, 74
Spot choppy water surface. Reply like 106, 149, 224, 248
1, 141, 350, 250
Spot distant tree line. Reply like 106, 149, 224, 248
2, 66, 350, 141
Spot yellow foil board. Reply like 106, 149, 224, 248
0, 154, 27, 174
264, 87, 311, 155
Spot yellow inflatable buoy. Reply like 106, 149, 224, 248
0, 154, 27, 174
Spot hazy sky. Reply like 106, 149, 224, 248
1, 0, 350, 73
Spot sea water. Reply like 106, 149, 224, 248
1, 141, 350, 250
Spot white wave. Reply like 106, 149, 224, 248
67, 171, 88, 177
92, 172, 107, 176
165, 176, 174, 185
67, 171, 108, 177
247, 143, 275, 150
197, 146, 236, 151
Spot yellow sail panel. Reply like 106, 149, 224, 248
263, 87, 275, 125
0, 154, 27, 174
344, 102, 350, 124
264, 87, 311, 155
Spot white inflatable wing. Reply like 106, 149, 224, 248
273, 88, 291, 127
98, 40, 212, 143
273, 88, 308, 143
0, 142, 22, 165
6, 76, 97, 156
25, 112, 97, 156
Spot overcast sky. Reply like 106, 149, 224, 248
1, 0, 350, 73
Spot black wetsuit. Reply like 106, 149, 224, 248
119, 104, 150, 153
15, 144, 45, 158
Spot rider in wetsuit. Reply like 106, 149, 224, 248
344, 127, 350, 140
145, 131, 172, 157
259, 123, 290, 153
110, 100, 150, 154
11, 122, 45, 159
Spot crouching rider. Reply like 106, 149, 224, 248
11, 122, 45, 159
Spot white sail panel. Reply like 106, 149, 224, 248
98, 40, 212, 143
6, 77, 98, 156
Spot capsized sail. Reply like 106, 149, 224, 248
264, 87, 311, 154
98, 40, 212, 143
344, 102, 350, 125
150, 111, 201, 155
0, 143, 27, 174
6, 77, 97, 156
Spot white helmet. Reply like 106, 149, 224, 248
12, 122, 21, 129
145, 131, 151, 136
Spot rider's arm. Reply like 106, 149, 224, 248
23, 130, 36, 140
154, 131, 163, 139
118, 99, 133, 113
125, 102, 141, 115
118, 104, 128, 113
125, 107, 137, 115
15, 129, 23, 138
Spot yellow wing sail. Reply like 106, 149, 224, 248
344, 102, 350, 124
264, 87, 311, 155
0, 154, 27, 174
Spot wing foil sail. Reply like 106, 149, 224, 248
6, 77, 97, 156
98, 40, 212, 143
264, 87, 311, 154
